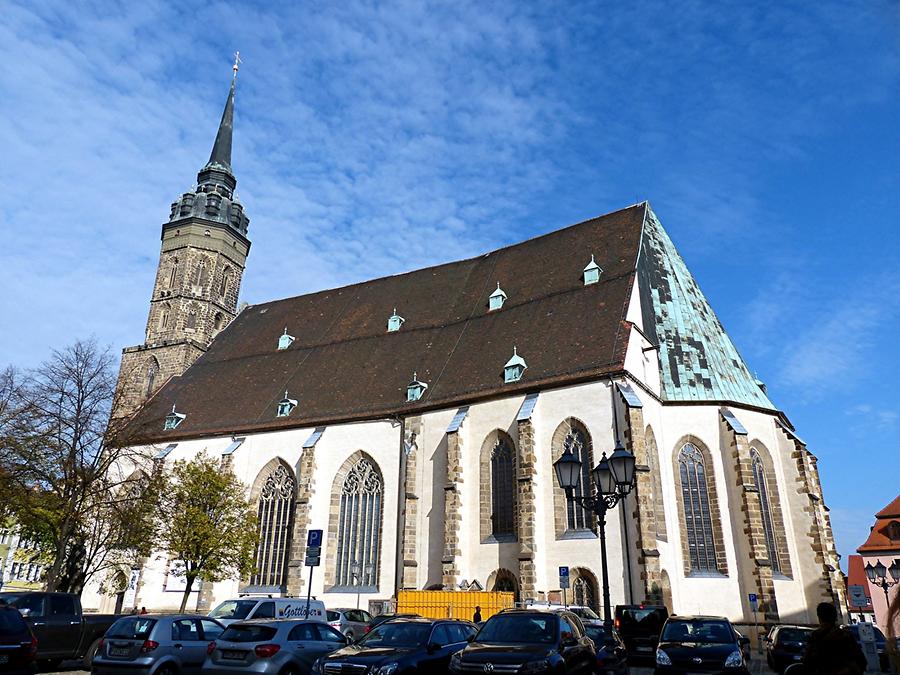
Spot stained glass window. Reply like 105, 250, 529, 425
751, 449, 781, 574
564, 426, 594, 531
491, 438, 516, 537
335, 458, 383, 588
250, 465, 295, 589
678, 443, 718, 572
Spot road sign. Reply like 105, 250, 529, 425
559, 566, 570, 589
306, 529, 323, 567
748, 593, 758, 611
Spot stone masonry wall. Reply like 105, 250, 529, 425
516, 419, 537, 600
722, 417, 779, 621
400, 418, 422, 589
286, 444, 318, 596
442, 429, 463, 588
624, 405, 662, 603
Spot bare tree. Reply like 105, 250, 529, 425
0, 339, 158, 594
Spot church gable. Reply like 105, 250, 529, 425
636, 207, 774, 409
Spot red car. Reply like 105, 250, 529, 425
0, 605, 38, 674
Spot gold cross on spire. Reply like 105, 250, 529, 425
232, 51, 242, 79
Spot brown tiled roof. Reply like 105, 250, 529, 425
122, 203, 647, 443
858, 495, 900, 554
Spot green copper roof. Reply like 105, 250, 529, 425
637, 206, 775, 410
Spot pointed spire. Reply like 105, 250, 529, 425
206, 76, 236, 173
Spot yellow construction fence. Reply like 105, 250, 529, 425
397, 590, 514, 621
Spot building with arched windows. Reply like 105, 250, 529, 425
87, 72, 845, 628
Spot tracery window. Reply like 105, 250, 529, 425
193, 259, 209, 289
572, 573, 597, 610
751, 449, 781, 574
678, 443, 718, 572
220, 267, 232, 298
335, 458, 383, 588
490, 438, 516, 538
563, 426, 593, 531
250, 465, 295, 589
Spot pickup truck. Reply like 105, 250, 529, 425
0, 591, 117, 668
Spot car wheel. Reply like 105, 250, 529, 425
83, 639, 103, 670
156, 665, 178, 675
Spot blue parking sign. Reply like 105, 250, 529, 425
308, 529, 323, 547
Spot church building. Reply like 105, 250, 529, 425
88, 71, 846, 627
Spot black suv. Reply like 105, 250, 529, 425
614, 604, 668, 661
450, 609, 596, 674
655, 615, 750, 675
313, 616, 476, 674
764, 625, 813, 673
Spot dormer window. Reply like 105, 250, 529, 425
387, 309, 405, 332
277, 391, 297, 417
504, 347, 527, 383
583, 255, 602, 285
489, 283, 507, 311
407, 373, 428, 402
164, 405, 186, 430
278, 329, 295, 350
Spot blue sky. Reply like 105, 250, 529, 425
1, 1, 898, 567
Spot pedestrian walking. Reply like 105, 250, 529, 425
803, 602, 866, 675
473, 606, 482, 623
140, 606, 148, 615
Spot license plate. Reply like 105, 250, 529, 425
223, 650, 245, 660
110, 647, 130, 657
794, 655, 802, 661
636, 646, 652, 652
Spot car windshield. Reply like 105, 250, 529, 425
0, 609, 27, 635
220, 625, 278, 643
477, 615, 557, 645
569, 607, 601, 620
209, 600, 258, 620
585, 625, 613, 646
779, 628, 813, 643
619, 608, 667, 632
662, 620, 734, 644
326, 611, 341, 622
359, 622, 431, 648
107, 617, 157, 640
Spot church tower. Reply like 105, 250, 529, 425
115, 61, 251, 418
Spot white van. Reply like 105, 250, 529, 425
208, 597, 327, 625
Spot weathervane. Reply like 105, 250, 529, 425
232, 51, 242, 79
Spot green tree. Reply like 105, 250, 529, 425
0, 341, 159, 593
158, 453, 258, 612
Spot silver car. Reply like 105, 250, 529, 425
325, 609, 373, 642
202, 619, 348, 675
93, 614, 226, 675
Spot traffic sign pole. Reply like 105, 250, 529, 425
304, 529, 323, 618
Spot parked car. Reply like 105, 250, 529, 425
92, 614, 225, 675
365, 613, 420, 635
525, 602, 603, 626
325, 608, 372, 641
0, 604, 37, 675
848, 623, 890, 672
0, 591, 116, 669
654, 615, 750, 675
208, 598, 327, 625
764, 625, 814, 674
614, 604, 668, 661
450, 608, 596, 674
204, 619, 348, 675
583, 623, 628, 675
316, 616, 476, 674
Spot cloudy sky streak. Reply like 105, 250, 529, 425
2, 0, 899, 565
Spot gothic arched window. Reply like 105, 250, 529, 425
185, 309, 197, 330
562, 426, 593, 531
490, 438, 516, 538
193, 259, 209, 289
250, 464, 295, 589
145, 358, 160, 397
751, 449, 781, 574
220, 267, 232, 298
678, 443, 718, 573
335, 458, 383, 588
571, 569, 598, 610
159, 304, 171, 331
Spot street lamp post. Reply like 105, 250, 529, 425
350, 560, 376, 611
864, 559, 900, 610
554, 435, 636, 629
